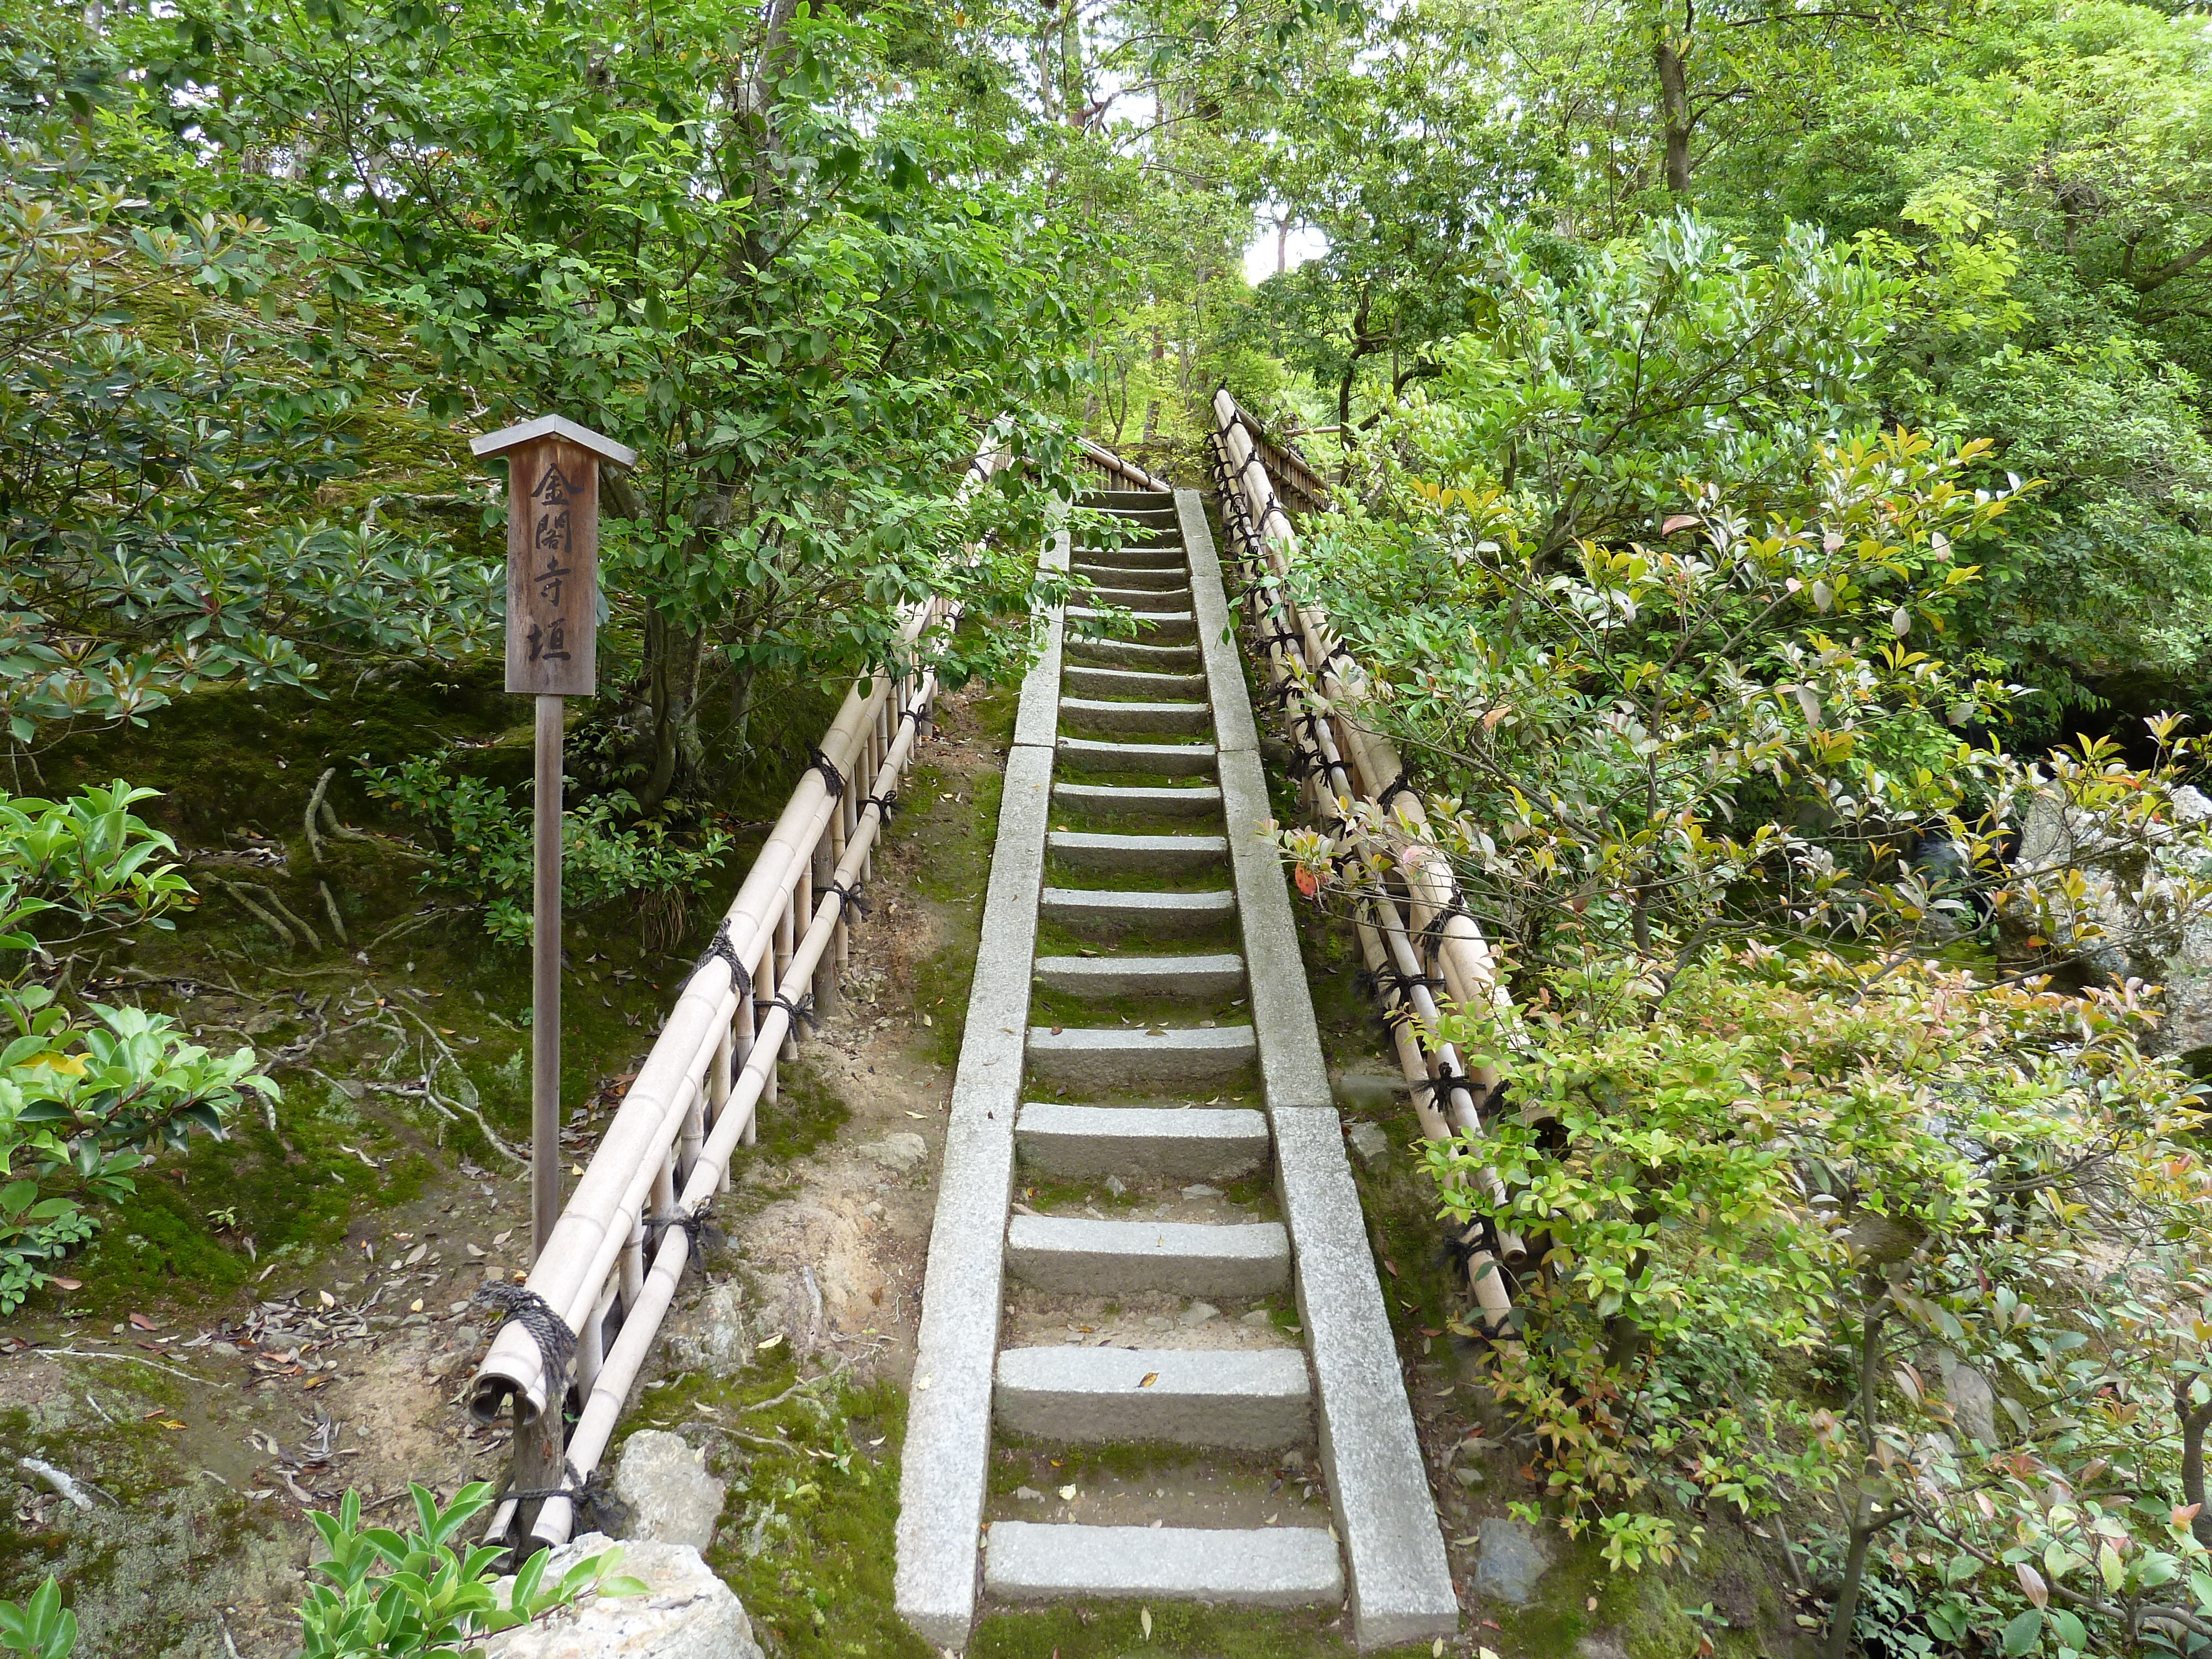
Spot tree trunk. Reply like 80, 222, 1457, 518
1823, 1281, 1892, 1659
1653, 29, 1693, 197
640, 611, 705, 812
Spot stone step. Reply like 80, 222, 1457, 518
1059, 696, 1212, 739
1037, 886, 1235, 936
1067, 607, 1196, 643
1056, 736, 1217, 777
1072, 563, 1189, 591
1051, 781, 1220, 823
1034, 949, 1242, 998
1082, 491, 1173, 510
1045, 832, 1228, 879
1005, 1214, 1291, 1296
984, 1521, 1342, 1607
1014, 1102, 1271, 1180
1069, 544, 1185, 568
1062, 665, 1209, 701
1085, 585, 1193, 613
1027, 1022, 1256, 1089
1062, 638, 1204, 672
995, 1347, 1312, 1449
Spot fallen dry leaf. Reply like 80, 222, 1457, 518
128, 1312, 158, 1331
1138, 1373, 1159, 1389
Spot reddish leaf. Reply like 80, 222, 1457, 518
49, 1277, 82, 1291
1661, 515, 1700, 535
128, 1312, 158, 1331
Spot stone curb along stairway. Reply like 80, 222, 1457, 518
895, 488, 1458, 1650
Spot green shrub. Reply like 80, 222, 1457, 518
299, 1484, 644, 1659
361, 758, 732, 946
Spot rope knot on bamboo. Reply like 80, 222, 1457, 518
826, 876, 872, 918
644, 1197, 717, 1255
1418, 895, 1474, 959
771, 989, 818, 1034
694, 919, 752, 1000
860, 788, 900, 820
472, 1284, 576, 1386
805, 743, 847, 799
499, 1457, 632, 1538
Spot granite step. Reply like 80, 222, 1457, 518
1068, 544, 1186, 568
1044, 832, 1228, 879
1013, 1102, 1271, 1180
1066, 607, 1196, 643
1033, 948, 1243, 997
1055, 736, 1217, 777
1071, 563, 1190, 591
1084, 585, 1193, 613
1050, 781, 1220, 823
995, 1347, 1312, 1449
1026, 1022, 1257, 1088
984, 1522, 1343, 1607
1037, 886, 1235, 936
1005, 1214, 1291, 1297
1062, 638, 1204, 672
1061, 665, 1209, 701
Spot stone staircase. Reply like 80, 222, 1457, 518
895, 489, 1457, 1651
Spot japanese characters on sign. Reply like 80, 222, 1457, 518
503, 437, 599, 696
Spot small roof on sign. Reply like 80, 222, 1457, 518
468, 414, 637, 467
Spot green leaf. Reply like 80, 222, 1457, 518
2001, 1609, 2042, 1656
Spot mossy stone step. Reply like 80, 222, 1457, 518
1062, 638, 1203, 672
1057, 697, 1213, 739
1004, 1213, 1291, 1296
994, 1346, 1312, 1449
1038, 885, 1235, 937
1042, 831, 1228, 878
1026, 1022, 1258, 1089
1062, 665, 1209, 701
1013, 1101, 1271, 1180
1050, 781, 1221, 823
1054, 736, 1217, 776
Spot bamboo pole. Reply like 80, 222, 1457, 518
524, 667, 940, 1547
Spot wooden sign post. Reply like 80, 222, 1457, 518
471, 414, 634, 1547
472, 414, 635, 1261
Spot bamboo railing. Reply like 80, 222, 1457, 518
1208, 388, 1519, 1332
1078, 436, 1175, 494
469, 432, 1017, 1552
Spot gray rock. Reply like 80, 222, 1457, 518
1576, 1638, 1629, 1659
612, 1431, 725, 1551
1015, 1485, 1045, 1503
1938, 1350, 2000, 1447
664, 1280, 752, 1376
863, 1131, 928, 1172
1180, 1300, 1220, 1327
1473, 1516, 1550, 1605
1345, 1121, 1392, 1171
483, 1533, 761, 1659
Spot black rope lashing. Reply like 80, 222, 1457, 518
1418, 895, 1474, 961
1410, 1063, 1472, 1105
860, 789, 900, 821
472, 1284, 576, 1386
826, 875, 872, 919
693, 919, 753, 1001
770, 989, 818, 1034
1259, 625, 1305, 656
1375, 771, 1420, 811
499, 1458, 633, 1538
643, 1197, 717, 1255
805, 743, 846, 800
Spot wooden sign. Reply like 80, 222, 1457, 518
470, 414, 637, 698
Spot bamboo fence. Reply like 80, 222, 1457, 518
1208, 388, 1520, 1332
470, 431, 1021, 1551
